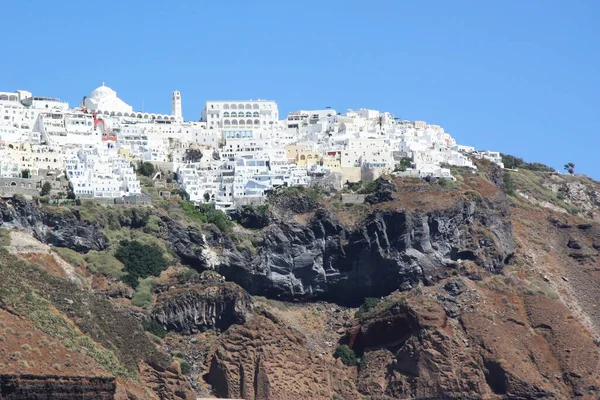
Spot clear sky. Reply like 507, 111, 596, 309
1, 0, 598, 178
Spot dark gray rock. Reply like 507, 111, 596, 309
211, 192, 514, 304
364, 178, 396, 205
230, 205, 270, 229
444, 279, 465, 297
151, 282, 252, 333
0, 196, 108, 252
568, 238, 583, 250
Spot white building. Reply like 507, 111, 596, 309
172, 90, 182, 120
201, 100, 279, 130
84, 83, 133, 115
66, 147, 141, 198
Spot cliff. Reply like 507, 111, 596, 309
1, 169, 514, 305
151, 281, 253, 333
2, 161, 600, 399
0, 375, 116, 399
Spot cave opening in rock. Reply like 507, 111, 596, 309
484, 359, 508, 395
450, 248, 477, 261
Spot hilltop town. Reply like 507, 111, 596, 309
0, 85, 503, 208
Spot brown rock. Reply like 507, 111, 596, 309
206, 311, 358, 400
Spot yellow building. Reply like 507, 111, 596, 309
296, 152, 321, 167
321, 155, 341, 172
285, 144, 307, 163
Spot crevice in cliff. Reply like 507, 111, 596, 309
483, 359, 508, 395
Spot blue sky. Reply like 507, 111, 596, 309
1, 0, 598, 178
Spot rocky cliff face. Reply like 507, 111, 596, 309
218, 192, 514, 304
207, 310, 358, 400
0, 375, 116, 399
151, 281, 253, 333
0, 169, 514, 306
0, 197, 107, 252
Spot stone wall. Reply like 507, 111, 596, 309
0, 177, 68, 197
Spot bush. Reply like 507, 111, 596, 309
0, 229, 10, 247
179, 359, 192, 374
180, 201, 233, 233
51, 247, 86, 267
137, 162, 155, 177
85, 251, 125, 278
357, 180, 378, 194
131, 278, 157, 307
438, 178, 454, 189
40, 182, 52, 196
355, 297, 379, 318
178, 268, 199, 281
115, 241, 168, 287
501, 154, 555, 172
334, 345, 357, 366
394, 157, 413, 172
142, 318, 167, 339
504, 171, 515, 196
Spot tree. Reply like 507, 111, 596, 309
334, 345, 358, 366
179, 360, 192, 374
374, 114, 386, 132
185, 148, 203, 163
138, 162, 155, 177
67, 185, 76, 200
504, 171, 515, 196
394, 157, 413, 172
355, 297, 379, 318
40, 182, 52, 196
115, 240, 168, 287
20, 169, 31, 179
203, 192, 211, 203
564, 162, 575, 175
501, 153, 555, 172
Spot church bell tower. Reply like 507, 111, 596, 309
171, 90, 182, 120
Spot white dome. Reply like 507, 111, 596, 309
85, 83, 133, 114
91, 83, 116, 99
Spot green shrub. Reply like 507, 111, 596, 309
394, 157, 413, 172
357, 180, 378, 194
137, 162, 155, 177
51, 247, 86, 267
179, 359, 192, 374
84, 251, 125, 278
0, 229, 10, 247
501, 154, 555, 172
145, 331, 163, 345
115, 241, 168, 287
40, 182, 52, 196
180, 201, 233, 233
142, 318, 167, 339
355, 297, 379, 318
143, 215, 164, 235
131, 278, 157, 307
178, 268, 199, 281
334, 345, 357, 366
438, 178, 455, 189
504, 171, 515, 196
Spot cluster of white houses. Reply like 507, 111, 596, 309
0, 84, 503, 207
